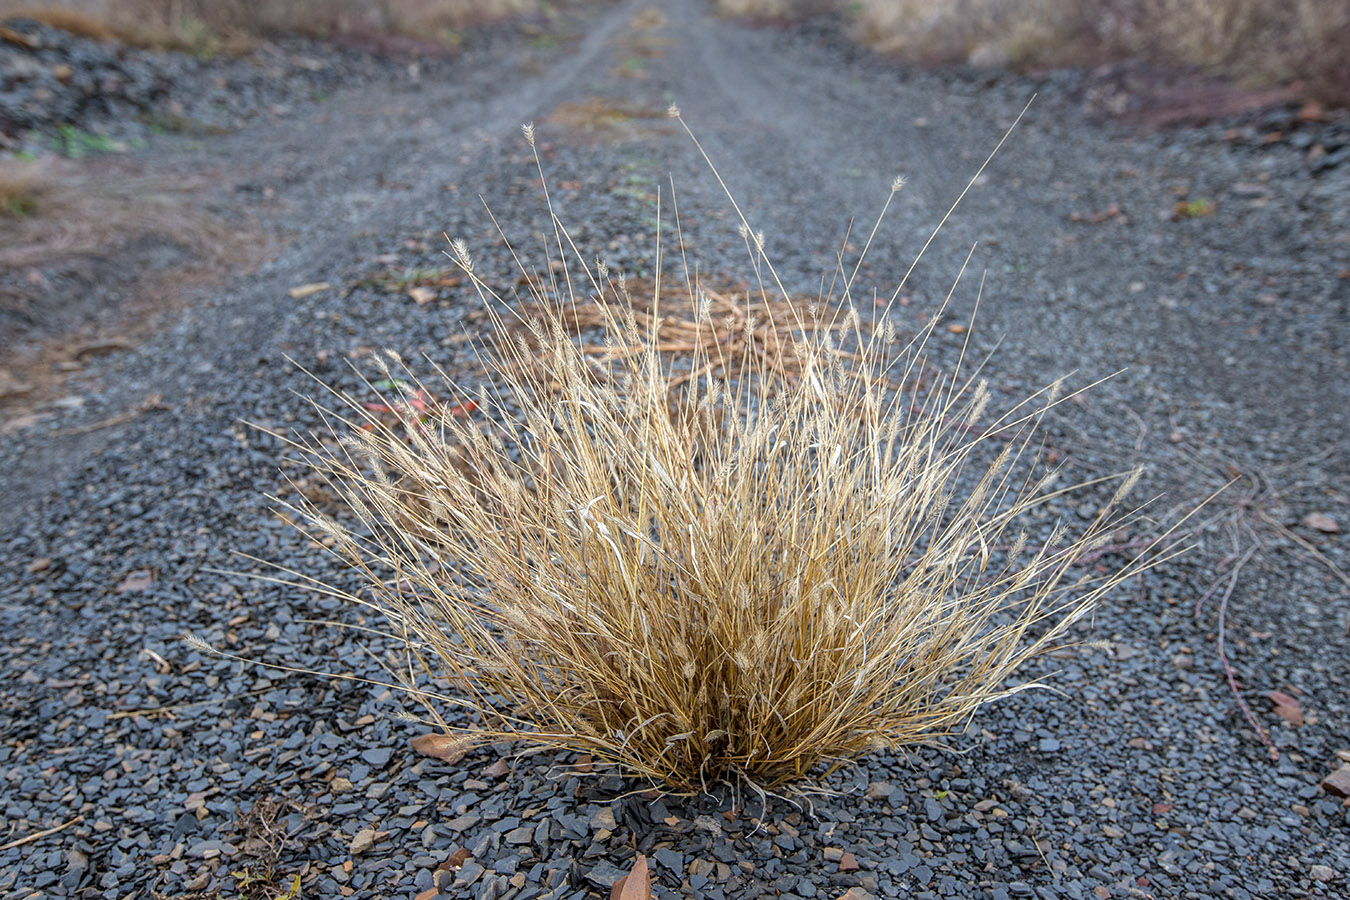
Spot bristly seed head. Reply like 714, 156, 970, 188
521, 122, 536, 146
666, 103, 680, 118
450, 238, 473, 274
181, 632, 217, 655
891, 175, 907, 192
696, 290, 712, 323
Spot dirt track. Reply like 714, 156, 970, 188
2, 1, 1347, 897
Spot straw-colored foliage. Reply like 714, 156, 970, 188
264, 116, 1161, 792
853, 0, 1349, 101
713, 0, 1350, 103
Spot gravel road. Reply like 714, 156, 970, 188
2, 1, 1348, 898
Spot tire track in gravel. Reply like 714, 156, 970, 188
0, 0, 646, 516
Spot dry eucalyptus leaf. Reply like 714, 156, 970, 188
409, 732, 474, 763
610, 854, 651, 900
288, 281, 330, 299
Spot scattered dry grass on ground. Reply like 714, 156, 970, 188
0, 0, 543, 50
507, 277, 873, 393
0, 158, 231, 272
197, 114, 1181, 794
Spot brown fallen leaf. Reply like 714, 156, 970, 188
288, 281, 331, 299
1322, 764, 1350, 797
409, 732, 474, 764
1268, 691, 1304, 726
610, 854, 651, 900
438, 847, 472, 871
408, 286, 438, 305
1298, 100, 1327, 122
1303, 512, 1340, 534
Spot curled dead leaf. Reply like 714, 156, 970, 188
408, 286, 438, 305
409, 732, 475, 764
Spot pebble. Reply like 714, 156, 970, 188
350, 828, 386, 855
1321, 766, 1350, 798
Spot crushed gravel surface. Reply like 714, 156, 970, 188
1, 1, 1347, 898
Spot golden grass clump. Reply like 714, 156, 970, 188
269, 115, 1166, 793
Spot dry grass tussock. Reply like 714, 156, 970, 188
844, 0, 1350, 103
0, 0, 541, 48
223, 112, 1184, 793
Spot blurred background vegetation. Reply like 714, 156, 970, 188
0, 0, 544, 52
719, 0, 1350, 104
3, 0, 1344, 104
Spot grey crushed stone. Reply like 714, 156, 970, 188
1, 0, 1348, 899
0, 14, 473, 155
